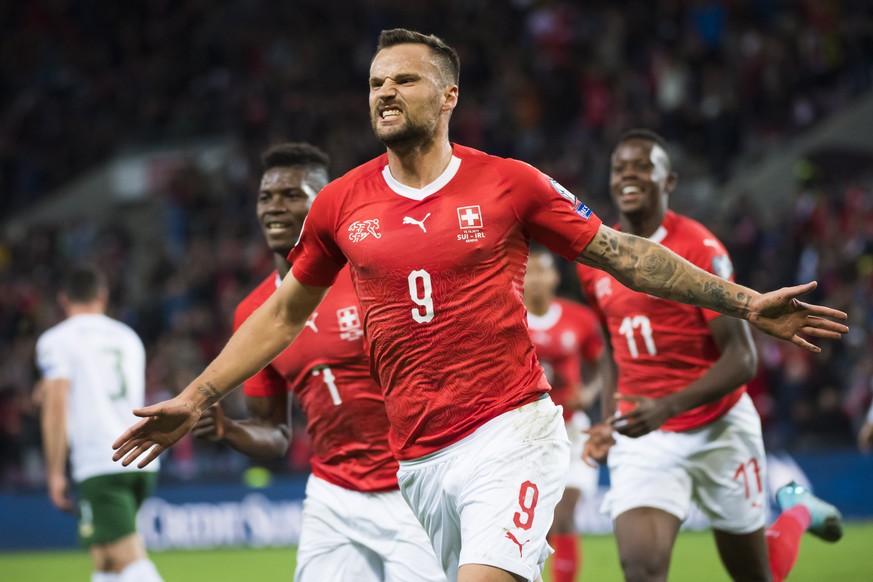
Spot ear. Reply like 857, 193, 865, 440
442, 85, 459, 113
665, 171, 678, 194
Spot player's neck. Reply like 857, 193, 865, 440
525, 297, 552, 317
619, 210, 666, 239
385, 137, 453, 189
274, 255, 291, 279
65, 303, 105, 317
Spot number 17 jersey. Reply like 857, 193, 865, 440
576, 210, 744, 431
288, 144, 602, 460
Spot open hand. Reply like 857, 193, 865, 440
747, 282, 848, 352
582, 422, 615, 467
193, 404, 227, 442
112, 396, 202, 468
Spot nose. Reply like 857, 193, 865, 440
374, 79, 398, 99
261, 194, 284, 213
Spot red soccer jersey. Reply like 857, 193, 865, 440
288, 144, 602, 459
236, 267, 397, 492
527, 298, 604, 421
576, 210, 744, 431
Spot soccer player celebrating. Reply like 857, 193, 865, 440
578, 129, 843, 582
37, 266, 163, 582
191, 143, 444, 581
114, 30, 847, 582
523, 247, 608, 582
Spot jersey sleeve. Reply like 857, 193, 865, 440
286, 186, 347, 287
506, 162, 602, 261
35, 332, 72, 380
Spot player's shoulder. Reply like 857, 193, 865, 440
235, 273, 277, 321
667, 211, 725, 250
575, 259, 603, 284
36, 321, 65, 348
321, 153, 389, 196
454, 143, 540, 178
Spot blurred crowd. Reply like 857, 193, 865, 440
2, 0, 873, 488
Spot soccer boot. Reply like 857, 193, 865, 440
775, 481, 843, 542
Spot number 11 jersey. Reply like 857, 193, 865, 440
288, 144, 602, 460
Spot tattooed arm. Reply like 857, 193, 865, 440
577, 224, 848, 351
112, 273, 328, 468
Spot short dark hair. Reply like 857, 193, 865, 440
60, 265, 107, 303
260, 142, 330, 173
615, 128, 670, 155
376, 28, 460, 85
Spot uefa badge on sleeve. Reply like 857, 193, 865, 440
549, 178, 592, 220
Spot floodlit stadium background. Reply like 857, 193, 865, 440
1, 1, 872, 579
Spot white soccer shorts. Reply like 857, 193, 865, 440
294, 474, 446, 582
397, 396, 571, 582
603, 393, 767, 534
565, 411, 599, 500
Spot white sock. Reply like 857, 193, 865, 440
92, 573, 119, 582
119, 559, 164, 582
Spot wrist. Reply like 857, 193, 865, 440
660, 393, 685, 417
183, 380, 224, 411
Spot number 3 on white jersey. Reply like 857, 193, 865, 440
618, 315, 657, 358
407, 269, 434, 323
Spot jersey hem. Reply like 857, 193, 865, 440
311, 467, 399, 493
394, 391, 547, 462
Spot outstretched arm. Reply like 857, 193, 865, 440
113, 273, 328, 467
194, 393, 291, 458
577, 225, 848, 352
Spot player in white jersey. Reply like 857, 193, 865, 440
36, 266, 162, 582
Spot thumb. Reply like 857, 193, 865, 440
782, 281, 817, 300
132, 403, 165, 418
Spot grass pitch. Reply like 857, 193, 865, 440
2, 522, 871, 581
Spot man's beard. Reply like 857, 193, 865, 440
371, 114, 433, 149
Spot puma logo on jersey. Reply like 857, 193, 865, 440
348, 219, 382, 242
505, 532, 530, 557
304, 312, 319, 333
403, 213, 431, 233
594, 277, 613, 299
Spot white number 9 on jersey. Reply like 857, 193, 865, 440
407, 269, 434, 324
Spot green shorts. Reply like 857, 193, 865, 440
76, 471, 158, 546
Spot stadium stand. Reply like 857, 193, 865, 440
1, 0, 872, 492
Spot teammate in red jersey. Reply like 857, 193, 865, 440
114, 30, 847, 582
523, 247, 608, 582
579, 129, 843, 582
191, 143, 444, 581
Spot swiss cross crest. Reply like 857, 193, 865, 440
337, 306, 363, 341
457, 206, 483, 229
348, 219, 382, 242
